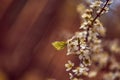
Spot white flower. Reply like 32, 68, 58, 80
78, 49, 90, 60
108, 0, 113, 5
82, 13, 92, 20
80, 22, 89, 29
88, 71, 97, 78
69, 73, 73, 79
76, 31, 87, 38
83, 56, 91, 66
72, 65, 89, 76
90, 1, 103, 9
65, 60, 74, 71
66, 31, 88, 55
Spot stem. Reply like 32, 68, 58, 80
79, 0, 110, 50
91, 0, 110, 25
85, 0, 110, 44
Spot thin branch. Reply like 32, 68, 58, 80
86, 0, 110, 42
91, 0, 110, 25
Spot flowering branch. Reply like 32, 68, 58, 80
91, 0, 110, 25
52, 0, 113, 80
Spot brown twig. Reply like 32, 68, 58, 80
91, 0, 110, 25
86, 0, 110, 42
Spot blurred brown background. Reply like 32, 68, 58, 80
0, 0, 120, 80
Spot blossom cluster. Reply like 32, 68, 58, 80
65, 0, 112, 80
52, 0, 114, 80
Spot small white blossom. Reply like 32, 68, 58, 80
83, 56, 91, 66
72, 65, 89, 76
88, 71, 97, 78
65, 60, 74, 71
69, 73, 73, 79
90, 1, 103, 9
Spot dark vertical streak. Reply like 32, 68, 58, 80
0, 0, 27, 52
